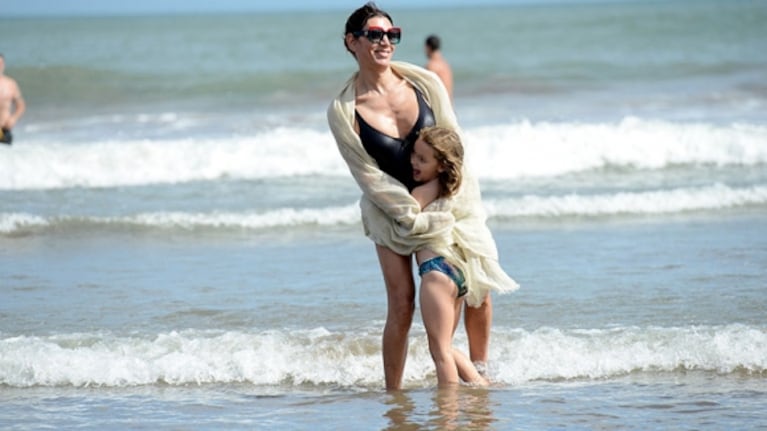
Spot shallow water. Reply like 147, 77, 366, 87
2, 1, 766, 429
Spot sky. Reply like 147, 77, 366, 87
0, 0, 523, 16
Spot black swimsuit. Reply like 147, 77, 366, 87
356, 88, 435, 191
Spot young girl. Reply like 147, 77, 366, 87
410, 126, 489, 387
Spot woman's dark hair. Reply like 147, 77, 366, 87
344, 2, 394, 56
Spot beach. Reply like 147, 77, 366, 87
2, 1, 767, 429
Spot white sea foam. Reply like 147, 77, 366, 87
0, 127, 346, 190
492, 325, 767, 384
2, 184, 765, 235
126, 206, 362, 230
484, 183, 767, 219
0, 205, 361, 234
2, 119, 765, 190
0, 212, 49, 234
0, 324, 763, 388
463, 118, 767, 178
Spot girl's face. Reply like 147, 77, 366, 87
411, 137, 443, 183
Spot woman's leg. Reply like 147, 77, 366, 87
419, 271, 461, 386
464, 294, 493, 369
376, 244, 416, 391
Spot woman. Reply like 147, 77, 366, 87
327, 2, 518, 390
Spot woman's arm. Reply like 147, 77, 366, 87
327, 65, 457, 242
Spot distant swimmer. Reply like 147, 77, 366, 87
0, 53, 26, 145
424, 35, 453, 100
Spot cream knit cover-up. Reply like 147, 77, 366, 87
327, 61, 519, 307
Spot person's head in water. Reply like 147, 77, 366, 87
425, 35, 441, 58
411, 126, 464, 198
343, 2, 401, 61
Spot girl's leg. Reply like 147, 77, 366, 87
376, 245, 416, 391
452, 347, 489, 386
419, 271, 461, 386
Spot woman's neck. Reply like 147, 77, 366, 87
356, 65, 402, 96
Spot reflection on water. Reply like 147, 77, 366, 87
383, 391, 418, 431
383, 386, 497, 431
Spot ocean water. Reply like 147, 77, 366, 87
1, 1, 767, 429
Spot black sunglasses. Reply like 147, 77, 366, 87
353, 26, 402, 45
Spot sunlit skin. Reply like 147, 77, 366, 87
425, 45, 453, 100
0, 56, 26, 131
411, 136, 443, 185
348, 15, 424, 390
410, 137, 489, 387
345, 14, 492, 391
346, 17, 397, 72
348, 17, 416, 142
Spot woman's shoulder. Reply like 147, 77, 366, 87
327, 73, 358, 120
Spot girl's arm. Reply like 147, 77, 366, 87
411, 179, 441, 210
